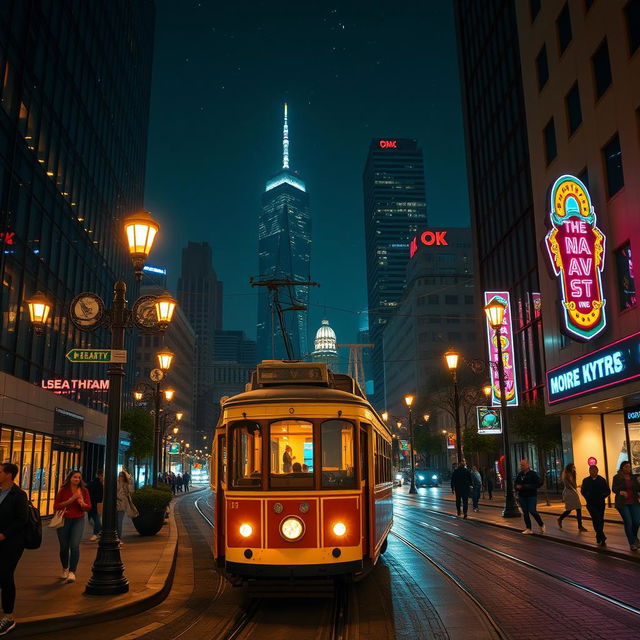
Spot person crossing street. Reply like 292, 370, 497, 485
514, 459, 545, 535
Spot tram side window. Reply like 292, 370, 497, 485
270, 420, 314, 489
374, 433, 391, 484
231, 421, 262, 488
321, 420, 355, 488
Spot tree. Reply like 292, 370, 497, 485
122, 408, 154, 488
510, 400, 561, 505
414, 423, 445, 467
462, 426, 501, 469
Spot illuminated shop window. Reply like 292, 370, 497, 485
615, 242, 637, 310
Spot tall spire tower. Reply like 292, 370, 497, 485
256, 104, 312, 361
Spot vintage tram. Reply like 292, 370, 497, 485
210, 361, 393, 584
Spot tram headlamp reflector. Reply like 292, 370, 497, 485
280, 517, 304, 541
333, 522, 347, 537
239, 524, 253, 538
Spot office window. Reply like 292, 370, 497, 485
615, 242, 637, 310
557, 4, 572, 54
578, 167, 590, 189
536, 45, 549, 90
592, 39, 612, 99
626, 0, 640, 55
544, 118, 557, 165
530, 0, 541, 20
603, 134, 624, 197
427, 294, 438, 304
445, 295, 458, 305
565, 82, 582, 134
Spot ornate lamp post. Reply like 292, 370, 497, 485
444, 350, 463, 465
404, 394, 417, 495
484, 297, 520, 518
27, 209, 176, 595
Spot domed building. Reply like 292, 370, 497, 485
311, 319, 339, 370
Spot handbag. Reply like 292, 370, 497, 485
125, 495, 139, 519
48, 509, 66, 529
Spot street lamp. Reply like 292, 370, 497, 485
163, 388, 175, 402
444, 349, 463, 465
124, 210, 159, 280
423, 413, 430, 423
482, 383, 492, 400
484, 296, 520, 518
404, 394, 417, 495
26, 292, 52, 335
156, 349, 174, 371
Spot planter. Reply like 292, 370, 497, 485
132, 509, 165, 536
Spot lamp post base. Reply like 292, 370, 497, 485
84, 532, 129, 595
502, 496, 521, 519
408, 482, 417, 495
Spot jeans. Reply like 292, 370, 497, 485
117, 510, 125, 539
472, 486, 481, 509
586, 503, 606, 543
487, 481, 494, 500
88, 508, 102, 535
455, 491, 469, 515
616, 503, 640, 545
518, 496, 544, 529
0, 542, 24, 614
57, 517, 84, 572
559, 508, 584, 528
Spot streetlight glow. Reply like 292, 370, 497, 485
423, 413, 430, 422
123, 209, 159, 279
176, 412, 183, 421
27, 292, 52, 333
381, 411, 389, 422
133, 390, 143, 402
484, 296, 507, 329
483, 383, 492, 399
404, 394, 414, 407
155, 291, 177, 327
156, 349, 174, 371
163, 388, 175, 402
444, 350, 459, 371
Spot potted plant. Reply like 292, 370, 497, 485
131, 485, 172, 536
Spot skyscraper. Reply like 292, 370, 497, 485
177, 242, 223, 437
363, 138, 428, 408
256, 104, 311, 361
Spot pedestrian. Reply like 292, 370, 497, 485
580, 465, 611, 546
116, 470, 137, 542
169, 472, 176, 494
53, 471, 91, 583
0, 463, 29, 636
558, 463, 588, 532
87, 470, 104, 541
471, 465, 482, 512
450, 460, 473, 519
176, 473, 183, 492
514, 459, 545, 534
283, 445, 293, 473
611, 460, 640, 551
182, 471, 190, 491
486, 466, 497, 500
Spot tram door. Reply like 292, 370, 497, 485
214, 433, 226, 564
360, 425, 369, 557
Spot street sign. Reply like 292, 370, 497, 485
66, 349, 127, 363
168, 443, 180, 454
477, 406, 502, 434
399, 440, 410, 451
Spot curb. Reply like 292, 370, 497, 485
13, 501, 180, 637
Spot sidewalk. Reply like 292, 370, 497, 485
396, 486, 639, 561
10, 487, 203, 637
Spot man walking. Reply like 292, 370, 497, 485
514, 459, 545, 534
581, 464, 611, 546
0, 463, 29, 635
471, 466, 482, 512
182, 471, 190, 491
486, 467, 497, 500
451, 460, 473, 518
87, 470, 103, 541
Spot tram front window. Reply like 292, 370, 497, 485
270, 420, 314, 489
321, 420, 355, 488
231, 421, 262, 488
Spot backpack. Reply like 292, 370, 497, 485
24, 501, 42, 550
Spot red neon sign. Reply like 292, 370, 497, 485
409, 230, 449, 257
545, 176, 606, 341
0, 232, 15, 245
41, 379, 109, 393
379, 140, 397, 149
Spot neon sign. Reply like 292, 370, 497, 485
0, 232, 15, 245
545, 175, 606, 341
409, 230, 449, 257
484, 291, 519, 407
41, 379, 109, 393
379, 140, 397, 148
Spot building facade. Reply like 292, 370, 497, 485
0, 0, 155, 511
516, 0, 640, 483
256, 104, 311, 362
363, 138, 428, 409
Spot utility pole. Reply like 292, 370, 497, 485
336, 343, 374, 393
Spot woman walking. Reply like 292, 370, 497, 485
611, 461, 640, 551
558, 463, 587, 531
53, 471, 91, 583
116, 470, 137, 542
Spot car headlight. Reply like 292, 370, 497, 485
432, 475, 438, 480
418, 475, 424, 480
395, 474, 402, 480
280, 516, 304, 541
239, 523, 253, 537
333, 522, 347, 536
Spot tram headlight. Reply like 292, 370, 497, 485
239, 523, 253, 538
280, 516, 304, 541
332, 522, 347, 537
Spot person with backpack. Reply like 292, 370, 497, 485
0, 462, 29, 636
514, 459, 545, 534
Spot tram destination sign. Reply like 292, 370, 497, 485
546, 330, 640, 404
66, 349, 127, 363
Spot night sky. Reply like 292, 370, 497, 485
144, 1, 469, 361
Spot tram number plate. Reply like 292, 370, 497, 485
229, 501, 239, 509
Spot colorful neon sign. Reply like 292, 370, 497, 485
378, 140, 397, 148
409, 230, 449, 257
0, 232, 15, 245
477, 406, 502, 435
545, 175, 606, 341
484, 291, 519, 407
42, 379, 109, 393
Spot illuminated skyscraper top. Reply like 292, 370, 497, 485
257, 104, 312, 361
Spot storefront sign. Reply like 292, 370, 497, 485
476, 406, 502, 434
547, 330, 640, 404
625, 406, 640, 423
484, 291, 519, 407
447, 433, 456, 450
545, 175, 607, 341
409, 230, 449, 257
378, 139, 397, 148
42, 379, 109, 392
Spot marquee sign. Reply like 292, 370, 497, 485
545, 175, 606, 341
484, 291, 519, 406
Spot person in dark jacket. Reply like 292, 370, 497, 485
0, 463, 29, 636
514, 459, 545, 534
580, 465, 611, 546
611, 461, 640, 551
451, 461, 473, 518
182, 472, 190, 491
87, 470, 103, 541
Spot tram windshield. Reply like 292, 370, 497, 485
321, 420, 356, 488
231, 421, 262, 488
270, 420, 314, 489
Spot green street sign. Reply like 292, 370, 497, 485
66, 349, 127, 363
